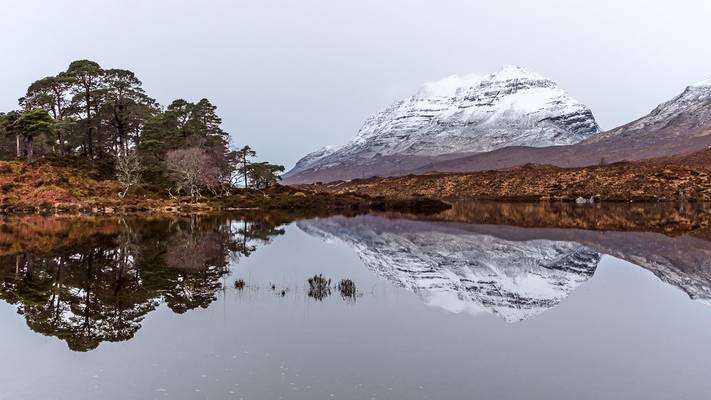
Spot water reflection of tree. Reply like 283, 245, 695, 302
235, 220, 286, 257
0, 215, 285, 351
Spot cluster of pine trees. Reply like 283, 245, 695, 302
0, 59, 283, 197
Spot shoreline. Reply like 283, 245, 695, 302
0, 189, 452, 216
4, 150, 711, 216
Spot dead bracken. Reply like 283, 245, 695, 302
304, 148, 711, 203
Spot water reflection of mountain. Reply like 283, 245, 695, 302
299, 216, 601, 322
420, 202, 711, 304
0, 215, 284, 352
298, 213, 711, 321
470, 224, 711, 305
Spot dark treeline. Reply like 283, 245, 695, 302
0, 59, 283, 197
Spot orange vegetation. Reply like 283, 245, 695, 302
0, 160, 120, 210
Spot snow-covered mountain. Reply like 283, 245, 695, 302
635, 77, 711, 128
285, 66, 600, 183
298, 216, 600, 322
589, 76, 711, 142
404, 74, 711, 174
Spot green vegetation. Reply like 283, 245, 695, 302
0, 59, 283, 200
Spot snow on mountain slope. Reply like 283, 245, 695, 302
618, 78, 711, 132
298, 216, 600, 322
290, 145, 343, 174
586, 76, 711, 143
403, 75, 711, 174
286, 66, 600, 180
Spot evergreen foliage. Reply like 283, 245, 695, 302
1, 59, 284, 197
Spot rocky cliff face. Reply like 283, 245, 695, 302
298, 216, 600, 322
285, 66, 600, 183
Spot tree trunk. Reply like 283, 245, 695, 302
243, 155, 249, 189
26, 136, 33, 163
57, 129, 65, 156
116, 105, 127, 157
15, 135, 21, 159
85, 86, 94, 159
87, 125, 94, 159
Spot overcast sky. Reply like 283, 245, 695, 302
2, 0, 710, 168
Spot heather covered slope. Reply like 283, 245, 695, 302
303, 148, 711, 202
0, 159, 121, 210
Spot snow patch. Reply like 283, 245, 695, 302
487, 65, 547, 82
691, 77, 711, 87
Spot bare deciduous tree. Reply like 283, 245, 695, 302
164, 146, 221, 200
115, 150, 142, 198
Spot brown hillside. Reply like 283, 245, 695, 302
0, 159, 120, 210
303, 148, 711, 202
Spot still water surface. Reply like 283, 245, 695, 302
1, 204, 710, 399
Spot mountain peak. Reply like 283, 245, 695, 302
488, 65, 547, 82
